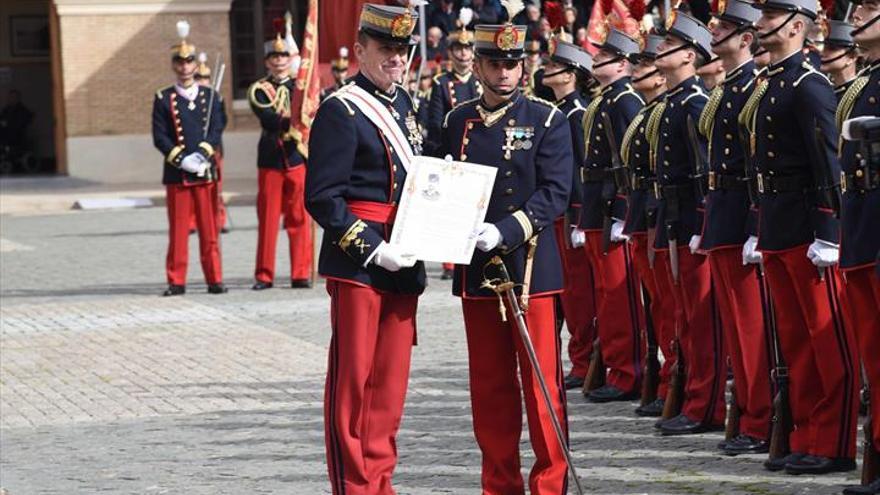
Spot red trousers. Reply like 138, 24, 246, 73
165, 183, 222, 285
189, 153, 228, 232
763, 246, 859, 458
654, 247, 726, 426
841, 266, 880, 447
629, 234, 676, 399
462, 297, 568, 495
553, 219, 597, 378
255, 166, 313, 282
708, 247, 773, 440
323, 280, 418, 495
583, 231, 643, 392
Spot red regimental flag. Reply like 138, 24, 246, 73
290, 0, 320, 158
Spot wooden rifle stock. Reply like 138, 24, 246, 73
582, 336, 606, 396
662, 338, 684, 419
640, 287, 659, 406
768, 366, 792, 460
863, 414, 879, 485
724, 380, 742, 441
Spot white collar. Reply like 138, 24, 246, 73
174, 83, 199, 101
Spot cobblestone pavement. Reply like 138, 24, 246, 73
0, 206, 864, 494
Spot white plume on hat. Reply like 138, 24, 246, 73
459, 7, 474, 27
502, 0, 525, 21
339, 46, 349, 58
198, 51, 208, 64
176, 20, 190, 39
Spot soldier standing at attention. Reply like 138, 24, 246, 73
623, 33, 677, 417
541, 32, 599, 390
838, 0, 880, 492
306, 5, 426, 494
745, 0, 859, 474
441, 8, 574, 493
571, 27, 645, 403
700, 0, 772, 454
249, 22, 313, 290
152, 20, 226, 297
651, 11, 727, 436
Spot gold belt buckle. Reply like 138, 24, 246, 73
757, 173, 765, 194
840, 171, 847, 194
708, 171, 717, 191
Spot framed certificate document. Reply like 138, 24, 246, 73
390, 156, 497, 264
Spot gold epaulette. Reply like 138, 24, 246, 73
698, 86, 724, 139
432, 72, 444, 84
155, 85, 172, 100
526, 95, 561, 127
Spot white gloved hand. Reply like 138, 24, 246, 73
610, 220, 629, 243
474, 222, 503, 252
807, 239, 839, 267
180, 153, 208, 176
689, 235, 702, 254
371, 241, 417, 272
742, 235, 762, 265
570, 228, 586, 248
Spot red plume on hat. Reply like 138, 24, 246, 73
272, 18, 284, 35
629, 0, 646, 22
545, 1, 566, 30
818, 0, 834, 15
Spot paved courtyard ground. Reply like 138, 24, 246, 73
0, 203, 865, 494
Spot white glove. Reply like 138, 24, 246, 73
742, 235, 762, 265
610, 220, 629, 243
688, 235, 702, 254
570, 228, 586, 248
371, 241, 417, 272
180, 153, 208, 176
474, 222, 503, 252
807, 239, 839, 267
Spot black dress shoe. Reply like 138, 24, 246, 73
252, 281, 273, 291
842, 477, 880, 495
564, 374, 585, 390
785, 455, 856, 475
764, 452, 806, 472
441, 268, 454, 280
659, 414, 723, 436
635, 398, 665, 417
721, 435, 769, 456
162, 284, 185, 297
207, 283, 228, 294
291, 279, 312, 289
587, 385, 638, 403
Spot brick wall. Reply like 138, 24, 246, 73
59, 11, 239, 137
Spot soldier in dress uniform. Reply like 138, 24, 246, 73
570, 27, 646, 403
425, 8, 483, 157
440, 10, 574, 494
651, 11, 728, 436
248, 24, 313, 290
699, 0, 773, 454
320, 47, 350, 102
697, 55, 728, 89
744, 0, 859, 474
541, 33, 599, 390
305, 5, 426, 493
623, 33, 678, 417
151, 20, 226, 297
838, 0, 880, 492
820, 19, 859, 99
194, 52, 229, 235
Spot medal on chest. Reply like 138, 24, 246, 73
502, 123, 534, 160
405, 112, 423, 152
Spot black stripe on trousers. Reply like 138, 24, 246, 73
756, 267, 778, 433
623, 246, 643, 384
825, 271, 856, 458
702, 279, 725, 425
327, 284, 346, 495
